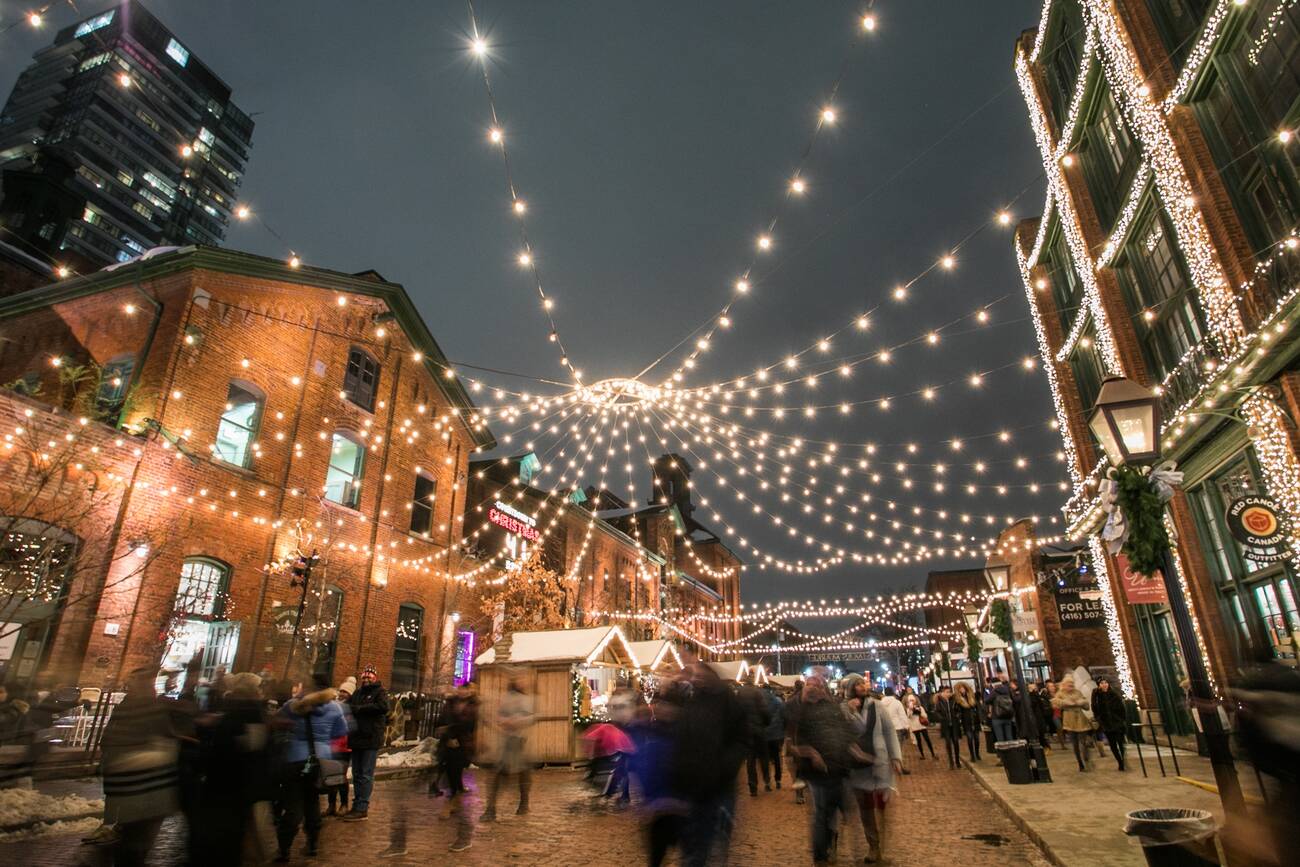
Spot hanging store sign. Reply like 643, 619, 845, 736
1053, 583, 1106, 630
1114, 553, 1168, 605
489, 500, 539, 541
1225, 495, 1293, 563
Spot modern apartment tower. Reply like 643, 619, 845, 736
0, 1, 253, 268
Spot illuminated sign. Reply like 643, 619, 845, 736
166, 38, 189, 67
75, 11, 115, 38
453, 630, 475, 686
489, 501, 539, 541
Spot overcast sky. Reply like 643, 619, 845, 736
1, 1, 1062, 607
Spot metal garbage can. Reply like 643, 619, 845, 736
1124, 808, 1219, 867
994, 739, 1033, 784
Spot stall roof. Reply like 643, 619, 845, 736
475, 625, 638, 668
767, 674, 803, 689
628, 640, 684, 672
706, 659, 751, 682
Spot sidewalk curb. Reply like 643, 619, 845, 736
965, 764, 1065, 867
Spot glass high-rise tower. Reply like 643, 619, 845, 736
0, 1, 253, 268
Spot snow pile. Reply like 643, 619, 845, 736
0, 787, 103, 832
376, 737, 435, 769
0, 815, 101, 842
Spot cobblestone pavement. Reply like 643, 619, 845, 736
6, 749, 1049, 865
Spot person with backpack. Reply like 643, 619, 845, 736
274, 674, 348, 861
845, 679, 901, 864
988, 674, 1017, 744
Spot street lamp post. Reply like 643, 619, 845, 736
985, 563, 1047, 781
1089, 375, 1245, 818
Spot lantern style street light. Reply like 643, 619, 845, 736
1087, 375, 1162, 464
1088, 376, 1244, 818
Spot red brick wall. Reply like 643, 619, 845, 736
0, 265, 481, 692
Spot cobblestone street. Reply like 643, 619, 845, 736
4, 750, 1049, 866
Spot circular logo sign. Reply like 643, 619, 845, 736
1225, 495, 1292, 561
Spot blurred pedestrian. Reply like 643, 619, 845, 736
345, 664, 389, 820
100, 667, 180, 867
1028, 681, 1053, 750
192, 672, 273, 866
793, 673, 853, 865
738, 672, 773, 796
0, 683, 34, 788
445, 685, 479, 852
954, 682, 980, 762
903, 687, 936, 759
761, 682, 785, 790
673, 662, 746, 866
784, 678, 808, 802
932, 685, 963, 769
879, 687, 912, 774
1053, 675, 1092, 772
481, 673, 535, 821
326, 676, 356, 815
1090, 677, 1126, 771
846, 678, 901, 864
275, 673, 347, 860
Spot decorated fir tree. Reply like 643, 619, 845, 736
477, 545, 571, 634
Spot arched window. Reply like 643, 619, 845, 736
214, 380, 263, 468
174, 556, 230, 617
343, 346, 379, 412
391, 602, 423, 692
325, 431, 365, 508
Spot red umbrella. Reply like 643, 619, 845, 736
583, 722, 635, 756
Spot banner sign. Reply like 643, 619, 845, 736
1054, 583, 1106, 629
1225, 495, 1293, 563
1114, 553, 1168, 605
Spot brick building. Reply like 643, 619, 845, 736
457, 449, 744, 659
1015, 2, 1300, 732
0, 246, 493, 694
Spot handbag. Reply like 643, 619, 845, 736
303, 707, 348, 792
849, 702, 877, 767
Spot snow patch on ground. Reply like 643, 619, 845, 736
0, 787, 103, 833
0, 815, 101, 842
376, 737, 435, 769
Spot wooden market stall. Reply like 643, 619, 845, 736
475, 625, 639, 764
706, 659, 753, 683
628, 639, 685, 674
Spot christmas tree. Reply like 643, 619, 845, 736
478, 545, 571, 634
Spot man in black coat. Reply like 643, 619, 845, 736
1090, 677, 1127, 770
344, 665, 390, 819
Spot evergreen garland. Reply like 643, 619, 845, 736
990, 599, 1013, 645
965, 628, 982, 664
1111, 464, 1170, 576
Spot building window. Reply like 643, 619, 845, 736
391, 603, 423, 692
325, 432, 365, 508
1067, 321, 1105, 414
1042, 1, 1086, 128
1044, 230, 1084, 335
165, 38, 190, 67
174, 557, 230, 618
1145, 0, 1212, 64
1114, 204, 1205, 381
343, 347, 379, 412
214, 381, 263, 468
409, 472, 436, 536
96, 355, 135, 421
1078, 88, 1136, 227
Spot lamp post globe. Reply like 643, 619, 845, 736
1087, 375, 1161, 465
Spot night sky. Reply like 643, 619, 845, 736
1, 1, 1064, 607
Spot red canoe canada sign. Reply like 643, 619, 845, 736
1225, 495, 1293, 563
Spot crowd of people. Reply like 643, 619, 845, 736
0, 657, 1168, 866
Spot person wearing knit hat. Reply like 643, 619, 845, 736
327, 680, 355, 817
344, 665, 389, 820
337, 677, 357, 699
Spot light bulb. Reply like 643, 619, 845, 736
513, 199, 527, 214
518, 252, 532, 266
288, 255, 301, 269
472, 38, 488, 56
235, 205, 250, 220
862, 14, 876, 31
736, 279, 750, 293
757, 235, 772, 250
821, 108, 837, 124
118, 73, 131, 88
27, 12, 41, 27
790, 178, 806, 194
489, 128, 503, 143
997, 211, 1012, 226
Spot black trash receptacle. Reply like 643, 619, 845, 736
1124, 808, 1219, 867
994, 739, 1033, 784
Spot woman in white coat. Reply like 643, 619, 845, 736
846, 680, 902, 864
903, 687, 938, 759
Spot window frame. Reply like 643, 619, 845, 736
409, 471, 436, 536
324, 430, 365, 509
343, 346, 380, 413
174, 556, 231, 619
213, 380, 264, 469
1077, 84, 1138, 228
391, 602, 424, 693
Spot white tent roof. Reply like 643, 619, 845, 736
628, 640, 684, 671
706, 659, 751, 681
475, 626, 638, 667
767, 674, 802, 689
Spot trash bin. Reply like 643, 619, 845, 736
1124, 808, 1219, 867
995, 739, 1033, 784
